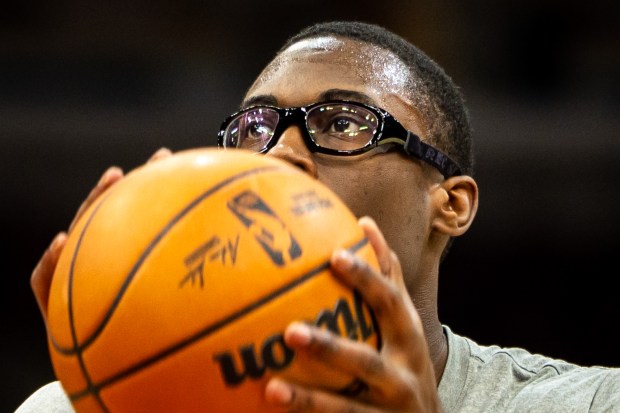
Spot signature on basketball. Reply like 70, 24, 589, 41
179, 189, 305, 289
179, 234, 240, 289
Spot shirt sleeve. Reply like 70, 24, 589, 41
14, 381, 75, 413
589, 369, 620, 412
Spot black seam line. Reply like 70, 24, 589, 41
49, 164, 283, 356
68, 236, 369, 401
68, 193, 112, 412
47, 192, 113, 354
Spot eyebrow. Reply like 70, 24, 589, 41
241, 94, 278, 109
318, 89, 377, 106
240, 89, 378, 110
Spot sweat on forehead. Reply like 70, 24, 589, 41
253, 36, 414, 99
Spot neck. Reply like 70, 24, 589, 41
410, 286, 448, 385
426, 315, 448, 385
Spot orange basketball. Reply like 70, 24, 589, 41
46, 148, 380, 413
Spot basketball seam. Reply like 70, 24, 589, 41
68, 236, 370, 401
50, 165, 283, 355
51, 163, 288, 412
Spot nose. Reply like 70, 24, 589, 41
266, 126, 318, 178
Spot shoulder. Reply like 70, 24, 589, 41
14, 381, 74, 413
439, 325, 620, 413
590, 368, 620, 411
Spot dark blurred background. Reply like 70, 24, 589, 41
2, 0, 619, 410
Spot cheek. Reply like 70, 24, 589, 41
315, 164, 379, 218
315, 157, 424, 221
314, 157, 431, 255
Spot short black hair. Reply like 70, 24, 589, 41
279, 21, 474, 176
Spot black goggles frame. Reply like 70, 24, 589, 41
217, 100, 461, 178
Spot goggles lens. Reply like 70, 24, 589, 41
218, 99, 463, 178
222, 103, 379, 152
223, 108, 280, 152
307, 103, 378, 150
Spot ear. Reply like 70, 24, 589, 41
430, 175, 479, 236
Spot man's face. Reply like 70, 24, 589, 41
243, 36, 442, 284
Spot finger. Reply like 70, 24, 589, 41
31, 232, 67, 325
358, 216, 391, 277
284, 322, 419, 406
283, 322, 391, 391
330, 249, 397, 316
358, 216, 408, 291
147, 147, 172, 163
326, 241, 437, 410
68, 166, 123, 232
265, 378, 381, 413
330, 250, 423, 348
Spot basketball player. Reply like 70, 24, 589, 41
18, 21, 620, 412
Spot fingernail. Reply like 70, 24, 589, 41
50, 233, 67, 253
333, 249, 354, 269
286, 322, 312, 346
151, 147, 172, 159
98, 167, 121, 186
265, 379, 292, 405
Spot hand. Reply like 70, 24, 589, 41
30, 147, 173, 325
264, 216, 443, 412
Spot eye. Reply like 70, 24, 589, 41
235, 109, 279, 150
329, 117, 362, 134
307, 104, 378, 150
322, 114, 370, 139
246, 121, 274, 140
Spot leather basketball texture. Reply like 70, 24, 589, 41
47, 148, 380, 413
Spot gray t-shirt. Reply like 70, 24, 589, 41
16, 326, 620, 412
439, 325, 620, 412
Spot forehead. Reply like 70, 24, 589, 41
246, 36, 414, 109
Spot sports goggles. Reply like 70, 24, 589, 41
217, 100, 461, 178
